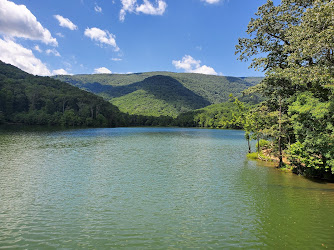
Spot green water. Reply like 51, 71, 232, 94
0, 127, 333, 249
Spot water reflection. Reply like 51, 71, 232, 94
0, 127, 333, 249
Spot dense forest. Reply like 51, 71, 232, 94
234, 0, 334, 180
54, 72, 262, 117
0, 61, 174, 127
173, 97, 250, 129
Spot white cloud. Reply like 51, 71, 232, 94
46, 48, 60, 57
120, 0, 167, 21
120, 0, 137, 21
111, 58, 122, 61
0, 0, 57, 46
0, 38, 51, 76
34, 45, 42, 52
114, 71, 133, 74
136, 0, 167, 15
94, 4, 102, 13
94, 67, 112, 74
84, 27, 119, 51
191, 65, 217, 75
201, 0, 220, 4
56, 32, 64, 38
172, 55, 217, 75
52, 68, 69, 75
54, 15, 78, 30
173, 55, 200, 72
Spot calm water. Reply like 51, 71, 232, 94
0, 127, 333, 249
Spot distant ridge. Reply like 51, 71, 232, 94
54, 72, 263, 117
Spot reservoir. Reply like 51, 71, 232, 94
0, 127, 333, 248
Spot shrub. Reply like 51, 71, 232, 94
247, 152, 258, 159
256, 139, 271, 151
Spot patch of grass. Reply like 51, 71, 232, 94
277, 163, 293, 172
247, 152, 275, 162
258, 152, 274, 161
247, 152, 259, 159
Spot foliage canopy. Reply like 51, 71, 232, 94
236, 0, 334, 179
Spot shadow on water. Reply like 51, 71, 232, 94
249, 156, 334, 184
0, 124, 79, 133
303, 175, 334, 184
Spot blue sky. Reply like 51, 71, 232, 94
0, 0, 272, 77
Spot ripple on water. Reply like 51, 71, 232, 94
1, 127, 334, 249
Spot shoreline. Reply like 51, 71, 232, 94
247, 151, 334, 183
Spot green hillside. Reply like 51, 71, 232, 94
0, 61, 149, 127
54, 72, 263, 117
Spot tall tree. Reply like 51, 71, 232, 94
236, 0, 334, 176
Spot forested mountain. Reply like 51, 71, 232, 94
54, 72, 263, 117
0, 61, 173, 127
0, 61, 123, 126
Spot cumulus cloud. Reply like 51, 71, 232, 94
136, 0, 167, 15
0, 0, 57, 46
173, 55, 200, 72
46, 48, 60, 57
52, 68, 69, 75
120, 0, 137, 21
54, 15, 78, 30
201, 0, 220, 4
172, 55, 217, 75
94, 67, 112, 74
120, 0, 167, 21
84, 27, 119, 51
0, 38, 51, 76
94, 4, 102, 13
191, 65, 217, 75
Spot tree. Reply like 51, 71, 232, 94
236, 0, 334, 176
235, 0, 309, 165
235, 0, 313, 72
279, 0, 334, 88
288, 92, 334, 176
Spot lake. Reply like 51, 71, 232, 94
0, 127, 333, 249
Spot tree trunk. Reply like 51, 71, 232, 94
62, 98, 67, 113
90, 107, 94, 118
278, 96, 283, 167
247, 138, 251, 153
96, 105, 100, 117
